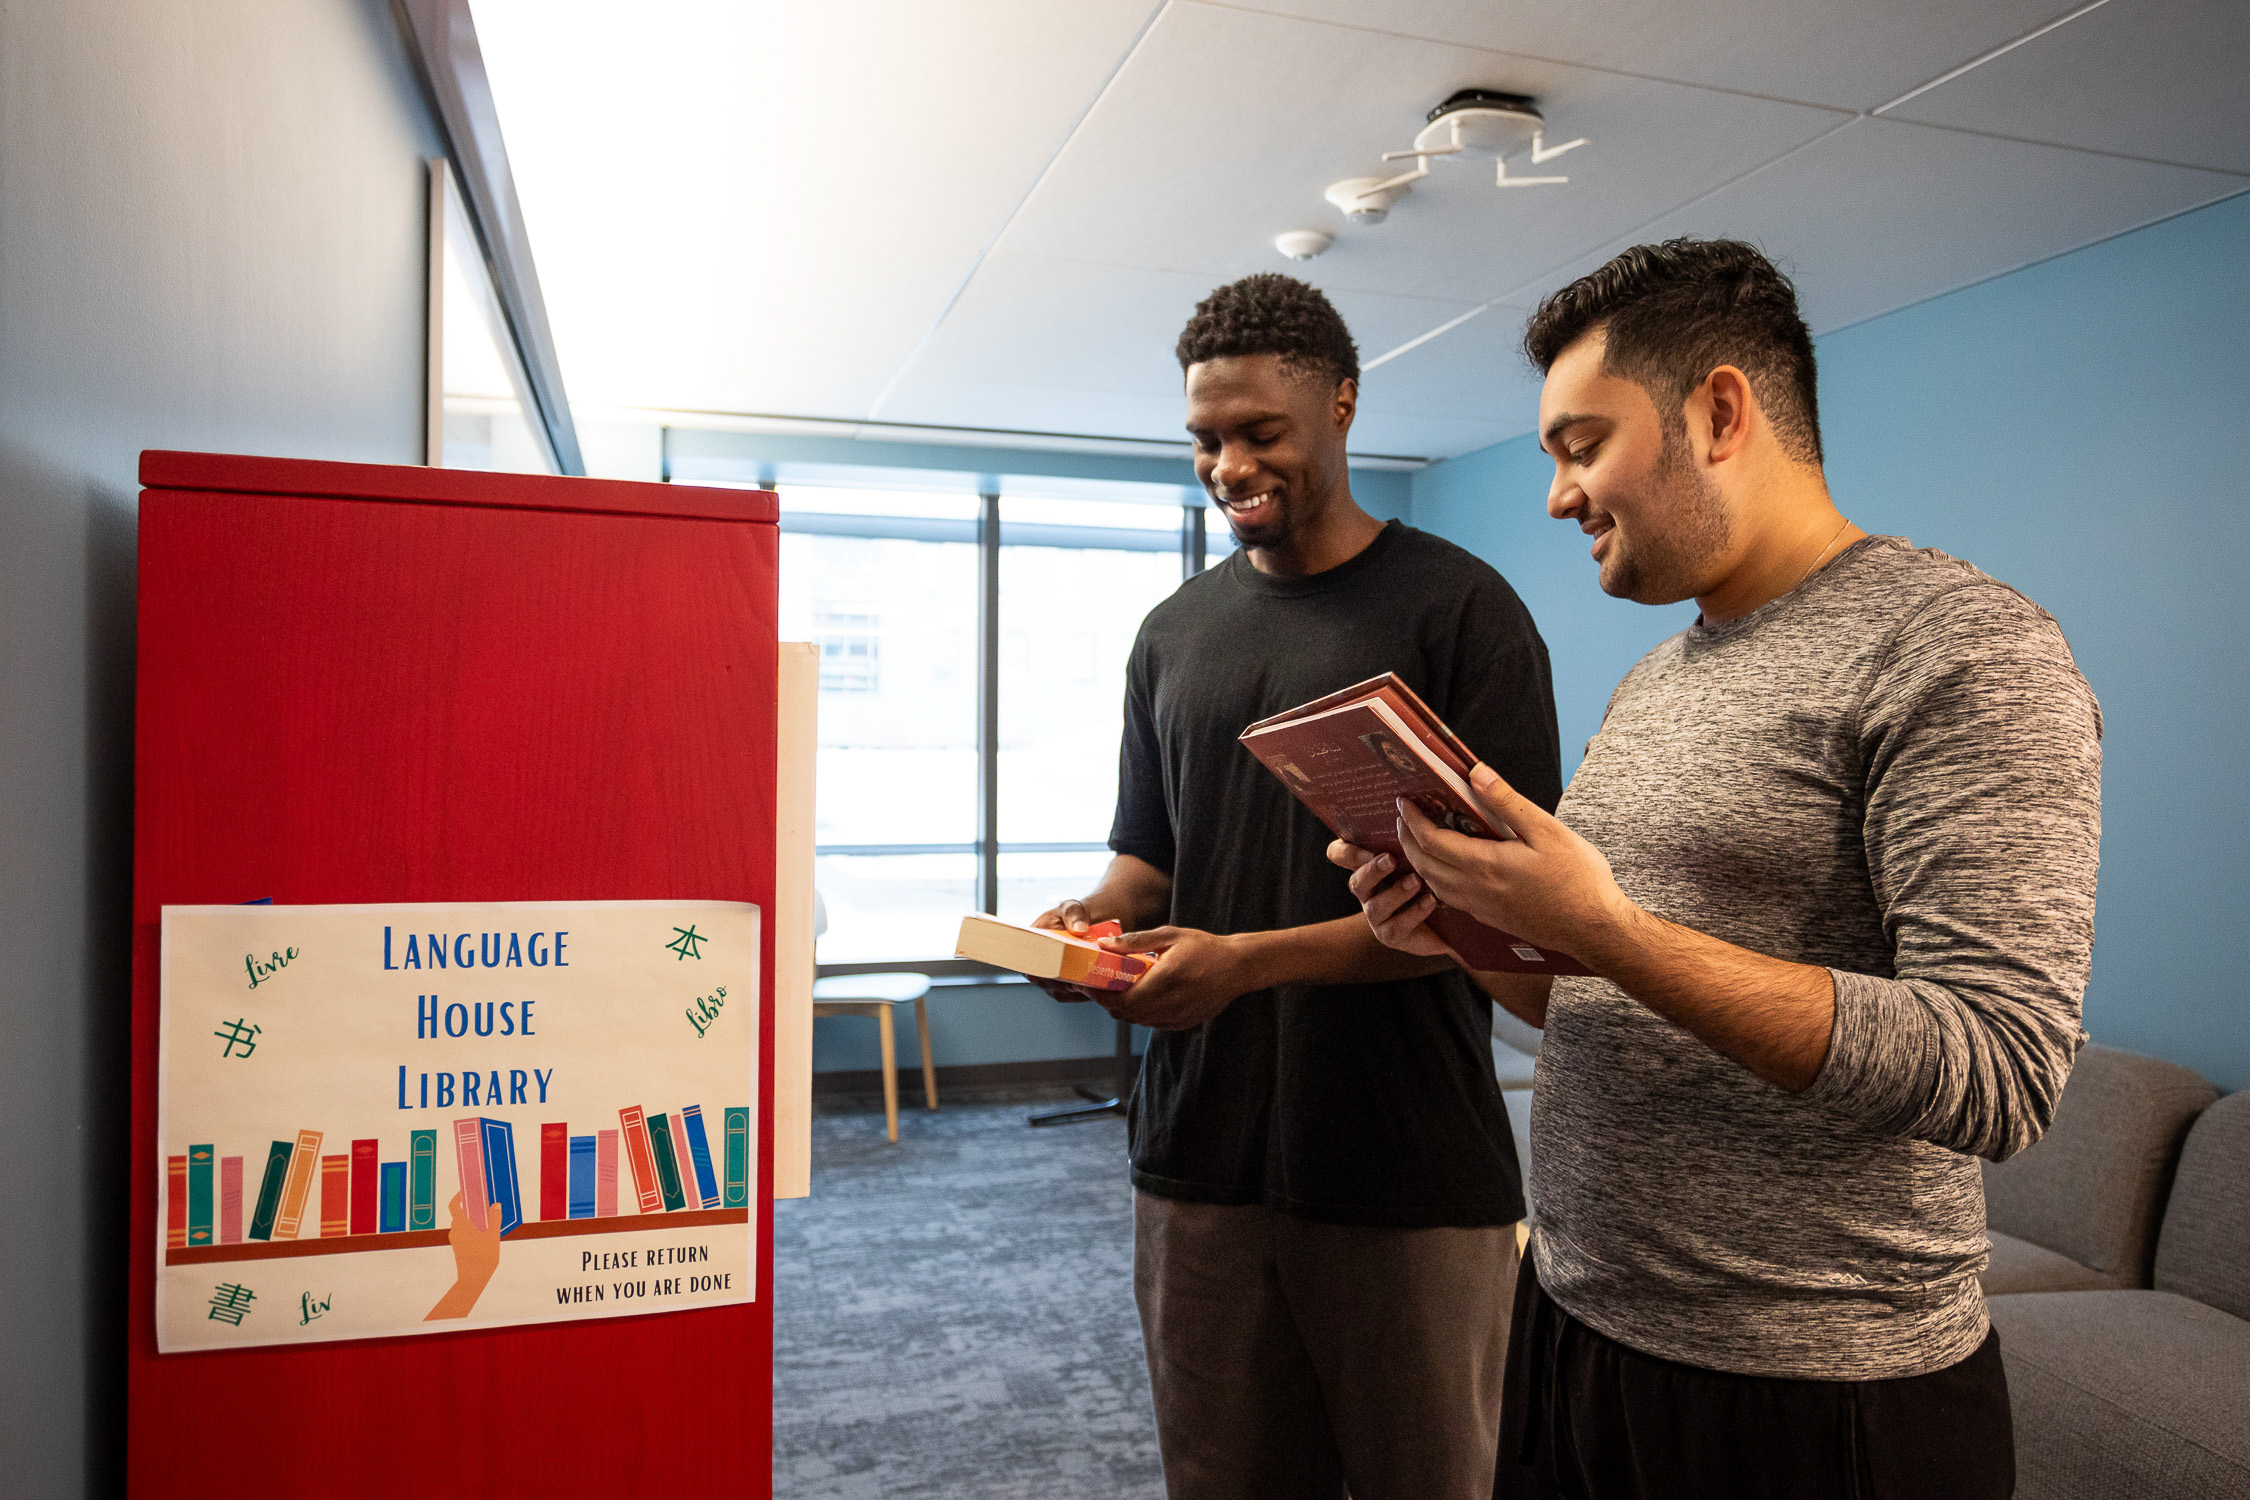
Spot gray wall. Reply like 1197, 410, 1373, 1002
0, 1, 441, 1493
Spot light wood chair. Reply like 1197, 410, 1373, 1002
812, 972, 935, 1143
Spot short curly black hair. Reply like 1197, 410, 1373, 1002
1523, 238, 1823, 465
1176, 273, 1359, 386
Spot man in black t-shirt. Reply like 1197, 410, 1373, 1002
1031, 275, 1563, 1499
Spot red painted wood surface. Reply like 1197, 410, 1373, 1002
129, 453, 778, 1498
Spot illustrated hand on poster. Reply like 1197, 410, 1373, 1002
424, 1193, 502, 1320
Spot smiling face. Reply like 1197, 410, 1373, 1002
1184, 354, 1355, 560
1538, 330, 1732, 605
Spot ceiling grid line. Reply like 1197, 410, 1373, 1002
1872, 0, 2116, 115
862, 0, 1173, 423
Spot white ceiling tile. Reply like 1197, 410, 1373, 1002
474, 0, 1161, 420
989, 2, 1844, 307
1885, 0, 2250, 175
873, 379, 1194, 446
896, 255, 1212, 397
1359, 296, 1546, 431
477, 0, 2250, 464
1234, 0, 2075, 111
1348, 410, 1530, 460
1496, 114, 2245, 333
883, 251, 1490, 447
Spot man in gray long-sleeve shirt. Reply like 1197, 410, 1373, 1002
1335, 239, 2100, 1499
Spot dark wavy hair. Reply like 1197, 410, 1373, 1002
1176, 273, 1360, 386
1523, 238, 1823, 465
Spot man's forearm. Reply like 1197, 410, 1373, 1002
1231, 915, 1454, 989
1075, 853, 1174, 933
1581, 906, 1835, 1092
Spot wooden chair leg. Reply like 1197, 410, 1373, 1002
877, 1002, 899, 1144
916, 996, 938, 1111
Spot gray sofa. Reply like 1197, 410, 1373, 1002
1982, 1044, 2214, 1294
1983, 1055, 2249, 1498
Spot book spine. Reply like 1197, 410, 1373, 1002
379, 1162, 407, 1233
409, 1129, 437, 1231
481, 1118, 523, 1236
568, 1135, 596, 1219
618, 1107, 661, 1214
1063, 946, 1153, 992
187, 1144, 214, 1247
349, 1138, 378, 1236
319, 1154, 349, 1237
723, 1106, 749, 1209
452, 1118, 488, 1231
682, 1105, 721, 1209
218, 1155, 244, 1244
540, 1121, 569, 1221
274, 1128, 324, 1239
668, 1113, 697, 1210
248, 1140, 293, 1242
646, 1112, 688, 1212
595, 1129, 619, 1217
166, 1155, 188, 1250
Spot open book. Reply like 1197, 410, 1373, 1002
955, 913, 1153, 991
1239, 674, 1588, 975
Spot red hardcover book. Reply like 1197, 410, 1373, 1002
1239, 673, 1588, 975
319, 1154, 350, 1237
348, 1138, 379, 1236
166, 1155, 188, 1250
452, 1117, 489, 1231
217, 1155, 243, 1244
618, 1106, 662, 1214
540, 1122, 569, 1221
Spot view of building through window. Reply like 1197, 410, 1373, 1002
995, 498, 1182, 932
777, 483, 1205, 963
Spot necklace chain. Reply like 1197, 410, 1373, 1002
1795, 518, 1853, 592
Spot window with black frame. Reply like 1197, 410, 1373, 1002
775, 483, 1224, 967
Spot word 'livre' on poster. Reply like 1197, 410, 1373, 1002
156, 899, 760, 1353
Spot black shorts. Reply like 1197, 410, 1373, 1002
1496, 1249, 2015, 1500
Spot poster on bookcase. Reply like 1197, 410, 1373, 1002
155, 900, 759, 1353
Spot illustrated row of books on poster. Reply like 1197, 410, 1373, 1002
954, 672, 1591, 985
165, 1102, 751, 1250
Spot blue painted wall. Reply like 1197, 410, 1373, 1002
1411, 191, 2250, 1092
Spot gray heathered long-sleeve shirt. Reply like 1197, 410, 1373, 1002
1532, 534, 2102, 1380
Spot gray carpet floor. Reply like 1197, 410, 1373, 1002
773, 1086, 1166, 1499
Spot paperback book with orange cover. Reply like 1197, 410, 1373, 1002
1239, 673, 1588, 976
956, 914, 1155, 991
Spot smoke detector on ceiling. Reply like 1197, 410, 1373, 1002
1324, 177, 1410, 225
1323, 89, 1588, 223
1274, 229, 1335, 260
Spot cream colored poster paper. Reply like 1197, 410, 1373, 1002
156, 900, 758, 1353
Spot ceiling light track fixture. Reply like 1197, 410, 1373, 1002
1294, 90, 1588, 248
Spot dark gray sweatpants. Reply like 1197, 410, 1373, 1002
1133, 1191, 1519, 1500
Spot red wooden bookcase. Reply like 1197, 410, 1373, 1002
129, 451, 780, 1497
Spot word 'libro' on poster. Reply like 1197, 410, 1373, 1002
156, 899, 760, 1353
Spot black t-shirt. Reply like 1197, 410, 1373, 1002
1112, 520, 1561, 1228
